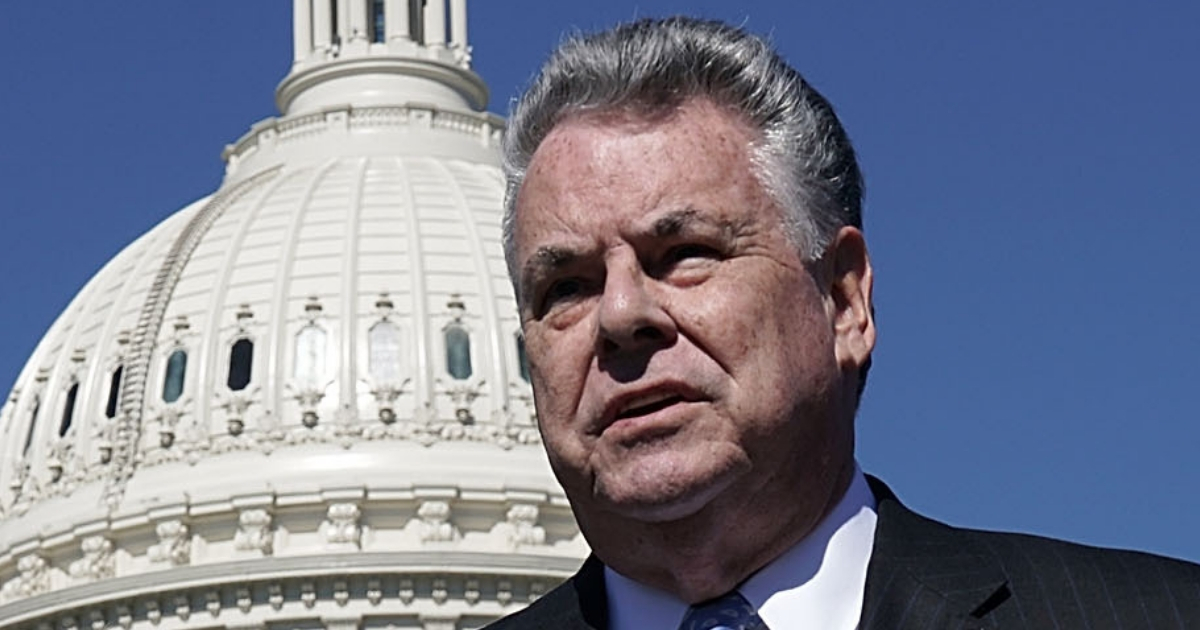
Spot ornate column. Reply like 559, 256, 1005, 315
385, 0, 409, 43
450, 0, 467, 49
293, 0, 313, 63
335, 0, 353, 45
349, 0, 369, 44
313, 0, 333, 53
424, 0, 446, 47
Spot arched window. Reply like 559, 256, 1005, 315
59, 382, 80, 437
23, 397, 41, 456
370, 0, 386, 43
228, 338, 254, 391
294, 325, 327, 388
369, 320, 402, 384
445, 324, 472, 380
162, 349, 188, 403
105, 365, 123, 419
516, 332, 531, 383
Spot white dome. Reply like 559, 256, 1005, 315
0, 3, 584, 628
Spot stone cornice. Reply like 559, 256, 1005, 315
0, 553, 580, 628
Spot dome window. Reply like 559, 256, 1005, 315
161, 349, 188, 403
294, 324, 328, 388
516, 332, 531, 383
369, 320, 402, 384
105, 365, 123, 419
369, 294, 402, 384
58, 382, 80, 437
371, 0, 386, 43
22, 397, 41, 456
228, 339, 254, 391
443, 296, 472, 380
445, 326, 472, 380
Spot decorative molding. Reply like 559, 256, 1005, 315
321, 503, 363, 548
102, 166, 283, 509
407, 500, 460, 544
0, 554, 49, 602
366, 578, 382, 606
491, 504, 546, 549
233, 508, 274, 555
147, 521, 191, 566
68, 536, 115, 582
0, 556, 581, 627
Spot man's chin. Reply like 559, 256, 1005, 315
593, 468, 739, 524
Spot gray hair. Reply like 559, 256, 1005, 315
501, 16, 864, 275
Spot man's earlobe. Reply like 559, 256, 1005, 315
828, 226, 876, 370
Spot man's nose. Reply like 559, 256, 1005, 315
596, 260, 677, 356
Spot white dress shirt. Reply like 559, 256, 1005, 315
605, 467, 878, 630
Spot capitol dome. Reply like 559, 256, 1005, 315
0, 2, 585, 628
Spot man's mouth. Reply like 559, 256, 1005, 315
617, 392, 686, 419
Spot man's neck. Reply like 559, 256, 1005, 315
589, 458, 857, 603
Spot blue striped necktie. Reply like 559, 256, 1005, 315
678, 591, 768, 630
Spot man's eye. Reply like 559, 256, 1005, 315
665, 244, 719, 264
541, 278, 584, 309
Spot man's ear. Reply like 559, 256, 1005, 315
825, 226, 875, 372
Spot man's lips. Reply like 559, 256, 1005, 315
593, 382, 705, 435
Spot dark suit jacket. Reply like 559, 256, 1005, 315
485, 477, 1200, 629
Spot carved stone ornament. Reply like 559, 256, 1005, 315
0, 554, 50, 602
236, 587, 252, 613
68, 535, 116, 581
464, 579, 481, 605
321, 502, 362, 547
148, 520, 191, 566
175, 593, 191, 621
205, 589, 221, 617
116, 604, 133, 629
406, 500, 460, 543
491, 503, 546, 549
233, 508, 274, 555
497, 580, 514, 607
399, 578, 415, 605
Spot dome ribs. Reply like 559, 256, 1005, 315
102, 166, 283, 510
337, 158, 370, 420
266, 160, 341, 430
195, 169, 296, 434
397, 156, 435, 419
438, 159, 510, 425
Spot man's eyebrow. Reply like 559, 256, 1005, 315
520, 245, 579, 287
651, 208, 737, 238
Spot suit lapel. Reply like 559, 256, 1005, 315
544, 554, 610, 630
861, 477, 1011, 630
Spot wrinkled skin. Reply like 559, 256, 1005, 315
512, 99, 875, 602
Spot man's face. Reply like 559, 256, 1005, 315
512, 99, 871, 530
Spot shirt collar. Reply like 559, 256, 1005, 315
605, 466, 877, 630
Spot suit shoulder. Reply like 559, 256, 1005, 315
483, 556, 606, 629
869, 479, 1200, 624
483, 579, 588, 630
958, 525, 1200, 587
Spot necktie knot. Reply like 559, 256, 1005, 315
678, 591, 767, 630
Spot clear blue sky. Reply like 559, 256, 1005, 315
2, 2, 1197, 562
